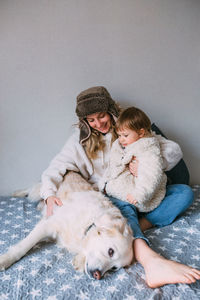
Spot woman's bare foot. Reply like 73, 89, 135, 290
139, 217, 153, 232
145, 255, 200, 288
133, 239, 200, 288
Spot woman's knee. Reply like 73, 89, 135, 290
177, 184, 194, 208
167, 184, 194, 207
145, 184, 194, 227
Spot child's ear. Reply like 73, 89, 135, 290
139, 128, 145, 138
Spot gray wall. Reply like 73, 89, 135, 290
0, 0, 200, 195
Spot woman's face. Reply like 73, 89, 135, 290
86, 112, 111, 134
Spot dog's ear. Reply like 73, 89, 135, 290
72, 253, 86, 272
122, 223, 133, 238
96, 213, 123, 231
113, 219, 133, 238
96, 212, 133, 238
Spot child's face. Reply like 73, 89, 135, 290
117, 128, 143, 147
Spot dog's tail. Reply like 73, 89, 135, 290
12, 183, 42, 202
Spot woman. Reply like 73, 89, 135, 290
40, 86, 200, 288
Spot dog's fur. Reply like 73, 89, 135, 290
0, 172, 134, 279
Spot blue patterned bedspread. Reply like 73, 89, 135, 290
0, 186, 200, 300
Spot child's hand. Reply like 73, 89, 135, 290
129, 156, 138, 177
127, 194, 138, 205
45, 196, 63, 217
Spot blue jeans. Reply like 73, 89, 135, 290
108, 184, 194, 244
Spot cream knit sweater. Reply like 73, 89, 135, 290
99, 136, 167, 212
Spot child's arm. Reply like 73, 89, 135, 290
129, 157, 139, 177
127, 194, 138, 205
127, 141, 167, 212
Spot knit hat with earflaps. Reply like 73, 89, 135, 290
76, 86, 120, 144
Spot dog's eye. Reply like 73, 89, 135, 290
108, 248, 114, 257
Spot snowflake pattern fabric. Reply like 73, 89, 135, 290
0, 186, 200, 300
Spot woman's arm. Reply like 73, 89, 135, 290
40, 136, 80, 200
40, 130, 92, 201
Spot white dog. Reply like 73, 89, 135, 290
0, 172, 134, 279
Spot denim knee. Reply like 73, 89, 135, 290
108, 196, 149, 244
144, 184, 194, 228
184, 185, 194, 205
174, 184, 194, 210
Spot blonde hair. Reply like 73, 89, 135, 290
83, 121, 118, 160
79, 102, 121, 159
116, 106, 152, 136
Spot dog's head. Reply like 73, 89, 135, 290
73, 211, 134, 280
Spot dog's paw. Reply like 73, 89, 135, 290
0, 254, 12, 270
36, 200, 45, 211
0, 253, 15, 271
72, 253, 85, 272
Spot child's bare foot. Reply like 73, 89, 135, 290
144, 255, 200, 288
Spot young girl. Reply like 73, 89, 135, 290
99, 106, 167, 213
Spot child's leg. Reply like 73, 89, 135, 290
108, 196, 149, 244
143, 184, 194, 227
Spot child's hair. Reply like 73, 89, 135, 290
116, 106, 152, 136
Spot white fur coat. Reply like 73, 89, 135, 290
99, 136, 167, 212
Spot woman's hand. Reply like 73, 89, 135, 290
127, 194, 138, 205
45, 196, 63, 217
129, 156, 139, 177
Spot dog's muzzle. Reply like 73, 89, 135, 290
90, 269, 102, 280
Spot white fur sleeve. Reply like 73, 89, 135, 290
98, 167, 109, 192
40, 131, 91, 200
153, 133, 183, 171
132, 149, 165, 204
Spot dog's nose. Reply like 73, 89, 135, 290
92, 269, 101, 280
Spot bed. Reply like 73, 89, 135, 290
0, 185, 200, 300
